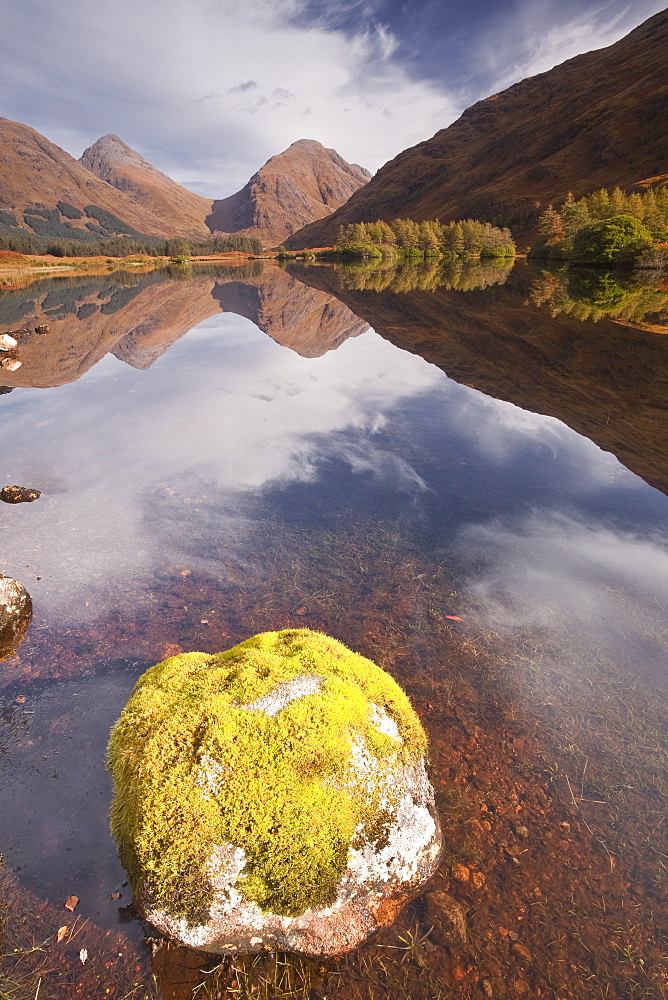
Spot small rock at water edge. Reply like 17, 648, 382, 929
0, 574, 32, 661
1, 485, 41, 504
0, 357, 21, 371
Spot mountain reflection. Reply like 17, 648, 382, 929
2, 259, 667, 495
288, 260, 668, 497
0, 263, 368, 388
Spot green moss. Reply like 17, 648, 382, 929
107, 630, 427, 924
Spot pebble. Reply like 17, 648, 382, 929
511, 941, 533, 964
0, 357, 21, 371
423, 889, 468, 947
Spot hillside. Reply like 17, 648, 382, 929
207, 139, 371, 247
0, 118, 175, 241
80, 135, 213, 239
285, 9, 668, 249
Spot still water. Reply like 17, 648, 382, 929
0, 261, 667, 999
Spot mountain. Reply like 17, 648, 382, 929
207, 139, 371, 247
80, 134, 212, 239
285, 10, 668, 249
0, 118, 177, 241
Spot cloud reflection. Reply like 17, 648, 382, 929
0, 316, 440, 616
457, 511, 668, 673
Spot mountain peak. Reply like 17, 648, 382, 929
81, 134, 165, 176
79, 134, 212, 237
206, 140, 371, 246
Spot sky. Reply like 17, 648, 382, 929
0, 0, 665, 198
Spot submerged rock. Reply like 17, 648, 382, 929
0, 357, 21, 371
108, 629, 442, 956
0, 575, 32, 661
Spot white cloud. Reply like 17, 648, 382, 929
0, 0, 662, 196
479, 0, 666, 94
457, 511, 668, 666
0, 0, 459, 196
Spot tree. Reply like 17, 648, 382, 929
537, 204, 565, 241
571, 214, 653, 264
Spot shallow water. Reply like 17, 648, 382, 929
1, 261, 667, 999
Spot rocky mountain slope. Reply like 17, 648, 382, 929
286, 9, 668, 248
207, 140, 371, 247
80, 135, 213, 239
0, 118, 176, 240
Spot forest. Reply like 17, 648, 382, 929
531, 184, 668, 265
330, 217, 516, 259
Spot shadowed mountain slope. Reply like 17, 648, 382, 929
80, 135, 213, 239
286, 10, 668, 249
207, 140, 371, 247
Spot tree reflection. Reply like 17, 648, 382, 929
331, 257, 514, 293
529, 265, 668, 325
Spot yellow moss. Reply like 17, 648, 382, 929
107, 630, 428, 923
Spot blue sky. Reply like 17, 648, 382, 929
0, 0, 664, 197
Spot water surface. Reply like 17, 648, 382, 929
1, 261, 667, 999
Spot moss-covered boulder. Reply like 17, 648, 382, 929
107, 629, 442, 955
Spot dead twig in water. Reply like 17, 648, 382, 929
565, 773, 615, 872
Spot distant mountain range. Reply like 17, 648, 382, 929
1, 8, 665, 253
0, 124, 370, 247
286, 9, 668, 248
